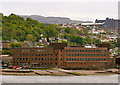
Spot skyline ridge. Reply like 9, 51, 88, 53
1, 2, 118, 21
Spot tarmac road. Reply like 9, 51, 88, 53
1, 75, 119, 83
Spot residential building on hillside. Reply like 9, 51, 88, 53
22, 41, 37, 47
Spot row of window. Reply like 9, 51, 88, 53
14, 62, 57, 65
13, 49, 107, 53
14, 54, 58, 56
66, 62, 108, 64
66, 58, 108, 61
14, 58, 58, 61
13, 49, 52, 52
13, 53, 107, 57
66, 54, 107, 56
65, 49, 106, 52
65, 62, 108, 65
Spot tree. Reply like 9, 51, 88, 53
26, 34, 35, 42
61, 40, 68, 43
45, 27, 58, 38
93, 38, 101, 44
65, 27, 71, 33
10, 42, 22, 47
84, 36, 92, 44
70, 35, 85, 45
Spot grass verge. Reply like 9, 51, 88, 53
67, 72, 87, 76
29, 68, 52, 70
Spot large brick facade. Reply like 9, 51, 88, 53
63, 47, 110, 69
12, 43, 111, 69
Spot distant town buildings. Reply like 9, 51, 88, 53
95, 18, 120, 31
58, 23, 78, 28
81, 23, 103, 29
80, 18, 120, 32
89, 28, 106, 34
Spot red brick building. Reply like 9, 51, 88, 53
2, 41, 11, 49
12, 43, 111, 69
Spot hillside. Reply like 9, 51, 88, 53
2, 13, 101, 46
19, 15, 92, 24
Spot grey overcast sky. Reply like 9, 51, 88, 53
0, 0, 119, 21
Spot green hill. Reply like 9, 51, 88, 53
1, 13, 101, 46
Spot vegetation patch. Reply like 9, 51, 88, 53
30, 68, 52, 70
67, 72, 87, 76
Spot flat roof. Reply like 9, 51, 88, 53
12, 47, 53, 49
1, 55, 10, 57
65, 47, 107, 49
